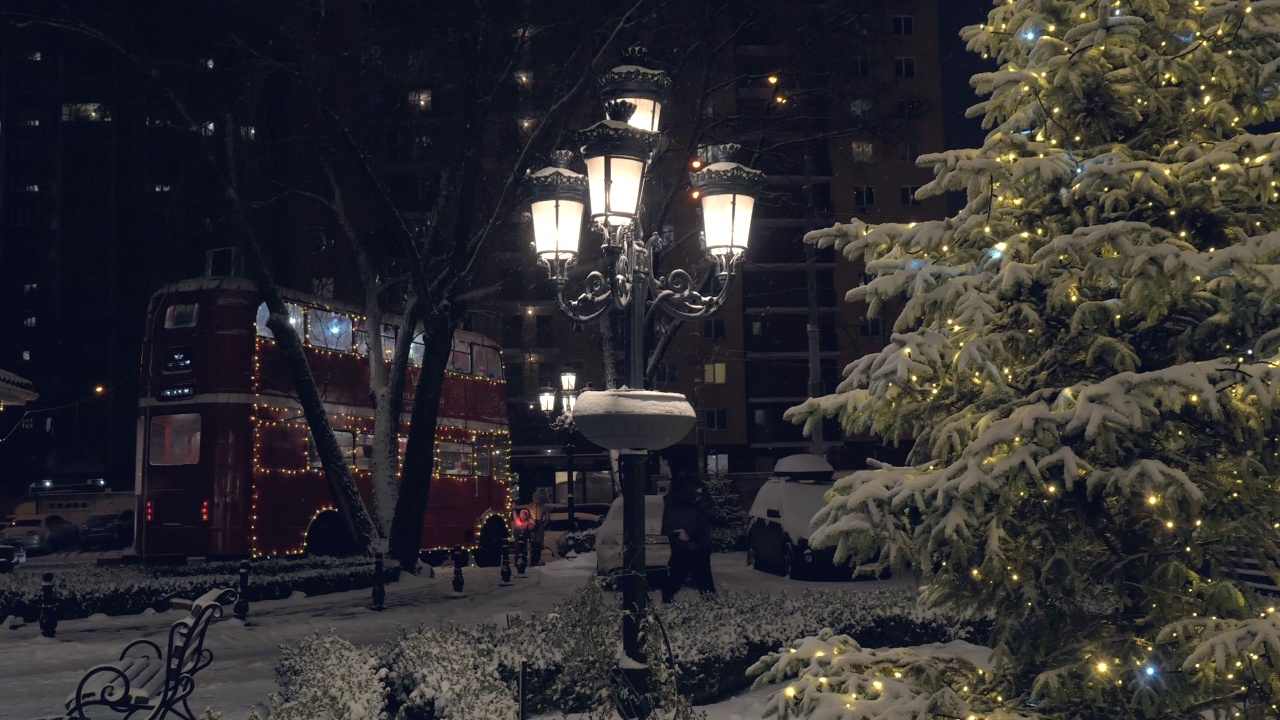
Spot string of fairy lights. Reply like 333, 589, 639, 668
247, 302, 514, 558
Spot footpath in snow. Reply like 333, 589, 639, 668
1, 552, 917, 720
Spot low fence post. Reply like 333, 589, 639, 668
371, 552, 386, 611
450, 545, 466, 597
518, 659, 529, 720
39, 572, 57, 638
500, 537, 513, 586
233, 560, 250, 622
515, 536, 528, 578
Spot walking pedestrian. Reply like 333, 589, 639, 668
661, 472, 716, 602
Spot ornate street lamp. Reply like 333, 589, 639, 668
596, 46, 672, 133
524, 55, 762, 720
541, 371, 582, 539
527, 150, 588, 284
538, 386, 557, 415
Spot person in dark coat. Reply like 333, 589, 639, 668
661, 472, 716, 602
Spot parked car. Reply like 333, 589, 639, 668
596, 495, 672, 583
113, 509, 136, 547
80, 514, 119, 549
1, 514, 79, 553
747, 454, 851, 580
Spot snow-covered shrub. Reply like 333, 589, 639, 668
371, 584, 971, 717
382, 622, 519, 720
0, 556, 392, 621
268, 630, 387, 720
555, 528, 596, 557
705, 472, 748, 552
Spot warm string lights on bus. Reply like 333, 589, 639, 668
248, 331, 513, 558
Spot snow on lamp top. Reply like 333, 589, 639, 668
571, 388, 695, 451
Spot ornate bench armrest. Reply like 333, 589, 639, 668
120, 638, 163, 661
67, 663, 135, 713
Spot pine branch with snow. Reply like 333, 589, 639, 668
786, 0, 1280, 716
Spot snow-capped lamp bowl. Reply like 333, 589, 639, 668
570, 388, 695, 451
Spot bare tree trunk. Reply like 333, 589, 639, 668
387, 310, 455, 567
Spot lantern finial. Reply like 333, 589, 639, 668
698, 143, 743, 166
549, 149, 576, 169
604, 100, 638, 124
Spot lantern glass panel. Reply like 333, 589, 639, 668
701, 192, 755, 255
585, 155, 644, 225
560, 370, 577, 392
618, 97, 660, 132
539, 388, 556, 414
530, 197, 584, 259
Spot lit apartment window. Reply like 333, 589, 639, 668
893, 15, 914, 35
200, 58, 215, 70
240, 126, 257, 140
894, 57, 916, 77
61, 103, 108, 121
25, 119, 40, 127
854, 186, 876, 206
153, 184, 172, 193
24, 316, 36, 327
901, 186, 923, 205
850, 141, 875, 163
21, 350, 30, 361
753, 409, 767, 425
408, 89, 432, 111
23, 283, 37, 293
703, 363, 727, 384
24, 183, 38, 193
898, 140, 920, 162
752, 320, 764, 336
706, 453, 729, 475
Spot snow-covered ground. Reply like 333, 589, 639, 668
2, 552, 917, 720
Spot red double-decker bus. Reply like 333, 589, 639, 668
134, 275, 512, 561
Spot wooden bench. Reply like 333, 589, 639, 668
64, 587, 237, 720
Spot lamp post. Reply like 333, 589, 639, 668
524, 48, 762, 718
539, 371, 581, 532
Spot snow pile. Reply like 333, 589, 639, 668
572, 388, 696, 418
555, 527, 597, 557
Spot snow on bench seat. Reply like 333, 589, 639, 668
63, 587, 236, 720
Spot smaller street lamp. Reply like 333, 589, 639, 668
541, 371, 583, 533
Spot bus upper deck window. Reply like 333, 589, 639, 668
164, 303, 199, 329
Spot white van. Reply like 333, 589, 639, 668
746, 454, 848, 580
595, 495, 672, 582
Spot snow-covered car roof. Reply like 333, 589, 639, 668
771, 454, 834, 482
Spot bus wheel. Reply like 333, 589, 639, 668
305, 511, 355, 557
474, 515, 508, 567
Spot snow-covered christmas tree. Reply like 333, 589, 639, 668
780, 0, 1280, 716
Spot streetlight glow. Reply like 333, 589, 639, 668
561, 369, 577, 393
596, 46, 671, 133
579, 101, 654, 227
538, 387, 557, 415
690, 144, 765, 263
